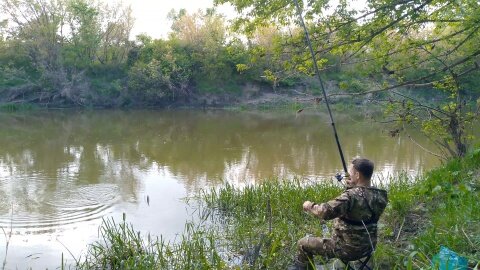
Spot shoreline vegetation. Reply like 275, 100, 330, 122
70, 148, 479, 269
0, 89, 379, 112
2, 1, 475, 112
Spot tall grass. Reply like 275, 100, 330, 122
77, 217, 157, 269
1, 205, 13, 270
76, 216, 228, 270
199, 178, 343, 269
76, 149, 480, 269
375, 149, 480, 269
0, 103, 36, 111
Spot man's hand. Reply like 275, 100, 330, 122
303, 201, 314, 212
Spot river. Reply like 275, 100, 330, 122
0, 109, 441, 269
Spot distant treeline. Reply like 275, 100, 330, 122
0, 1, 299, 107
0, 0, 479, 109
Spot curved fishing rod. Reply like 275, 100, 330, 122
292, 0, 348, 178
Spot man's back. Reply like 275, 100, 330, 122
332, 186, 388, 261
294, 158, 388, 269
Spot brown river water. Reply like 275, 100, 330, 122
0, 109, 441, 269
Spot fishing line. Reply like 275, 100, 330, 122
292, 0, 348, 177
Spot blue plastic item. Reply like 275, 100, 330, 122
431, 246, 468, 270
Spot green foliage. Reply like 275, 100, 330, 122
0, 103, 36, 111
236, 64, 250, 73
0, 65, 30, 88
169, 9, 236, 83
126, 39, 193, 103
338, 79, 366, 93
62, 0, 101, 69
0, 0, 133, 106
1, 0, 480, 118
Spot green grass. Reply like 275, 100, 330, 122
0, 103, 37, 111
375, 149, 480, 269
226, 99, 313, 113
200, 179, 344, 269
75, 149, 480, 269
76, 217, 226, 270
76, 217, 157, 269
196, 78, 243, 95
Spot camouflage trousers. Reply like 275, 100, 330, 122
296, 236, 370, 265
296, 236, 337, 265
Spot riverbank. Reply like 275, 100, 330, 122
0, 91, 382, 119
71, 149, 479, 269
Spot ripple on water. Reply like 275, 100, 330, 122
0, 184, 119, 233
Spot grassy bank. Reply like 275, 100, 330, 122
224, 95, 381, 114
0, 103, 38, 112
76, 149, 479, 269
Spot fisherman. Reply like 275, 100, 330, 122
291, 158, 388, 270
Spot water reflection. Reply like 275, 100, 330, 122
0, 110, 441, 222
0, 109, 442, 269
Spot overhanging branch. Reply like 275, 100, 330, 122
328, 53, 480, 97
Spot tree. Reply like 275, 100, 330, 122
64, 0, 101, 68
96, 1, 134, 65
168, 9, 239, 91
127, 39, 193, 104
1, 0, 67, 69
0, 0, 134, 105
1, 0, 71, 102
214, 0, 480, 157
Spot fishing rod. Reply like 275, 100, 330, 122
292, 0, 348, 179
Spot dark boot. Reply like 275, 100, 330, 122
287, 258, 316, 270
292, 242, 316, 270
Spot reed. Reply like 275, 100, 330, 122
1, 205, 14, 270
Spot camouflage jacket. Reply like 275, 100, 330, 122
310, 186, 388, 259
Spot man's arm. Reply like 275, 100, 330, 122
304, 192, 351, 220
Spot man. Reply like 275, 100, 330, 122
292, 158, 388, 270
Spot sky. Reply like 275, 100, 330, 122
115, 0, 236, 39
114, 0, 367, 40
